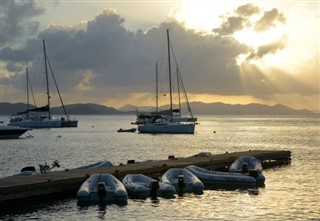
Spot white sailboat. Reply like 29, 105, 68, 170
138, 30, 196, 134
133, 64, 197, 126
8, 40, 78, 128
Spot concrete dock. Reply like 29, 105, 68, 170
0, 150, 291, 206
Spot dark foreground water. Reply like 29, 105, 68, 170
0, 115, 319, 220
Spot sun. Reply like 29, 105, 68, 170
171, 1, 287, 67
170, 1, 238, 33
233, 27, 286, 49
234, 27, 287, 66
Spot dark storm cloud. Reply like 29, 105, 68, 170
0, 0, 45, 47
1, 4, 315, 105
1, 10, 248, 97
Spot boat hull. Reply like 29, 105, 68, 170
8, 118, 62, 128
0, 126, 28, 139
61, 120, 78, 127
161, 168, 204, 193
229, 156, 266, 186
185, 165, 256, 188
122, 174, 175, 198
76, 174, 128, 203
138, 123, 195, 134
117, 128, 137, 133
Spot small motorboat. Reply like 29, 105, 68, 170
13, 160, 61, 176
76, 174, 128, 203
229, 156, 266, 186
0, 125, 29, 139
117, 128, 137, 133
185, 165, 256, 188
161, 168, 204, 194
14, 167, 40, 176
122, 174, 175, 198
11, 160, 112, 177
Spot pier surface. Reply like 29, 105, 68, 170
0, 150, 291, 206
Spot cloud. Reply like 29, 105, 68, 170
247, 39, 286, 60
0, 0, 45, 47
213, 16, 246, 35
235, 4, 260, 17
214, 6, 286, 36
1, 12, 248, 101
76, 70, 95, 91
1, 5, 318, 111
254, 8, 285, 32
239, 62, 318, 99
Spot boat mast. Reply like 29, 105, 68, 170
176, 67, 181, 116
26, 68, 29, 118
155, 63, 159, 112
170, 43, 194, 119
43, 39, 51, 118
167, 29, 173, 121
28, 73, 37, 108
47, 57, 70, 120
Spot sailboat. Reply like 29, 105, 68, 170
8, 40, 78, 128
133, 64, 196, 126
138, 30, 196, 134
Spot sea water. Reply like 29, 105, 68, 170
0, 115, 319, 220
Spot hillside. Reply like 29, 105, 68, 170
0, 102, 314, 115
51, 103, 121, 115
119, 102, 314, 115
0, 103, 121, 115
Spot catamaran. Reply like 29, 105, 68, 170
138, 30, 196, 134
8, 40, 78, 128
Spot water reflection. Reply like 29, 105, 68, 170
77, 200, 128, 220
97, 203, 106, 220
0, 115, 318, 220
77, 200, 127, 210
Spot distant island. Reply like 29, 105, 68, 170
0, 102, 314, 115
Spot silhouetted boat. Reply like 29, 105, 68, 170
117, 128, 137, 133
0, 125, 28, 139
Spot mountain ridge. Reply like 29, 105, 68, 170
0, 102, 314, 115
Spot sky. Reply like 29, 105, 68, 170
0, 0, 319, 112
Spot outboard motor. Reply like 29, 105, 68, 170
97, 182, 107, 200
21, 166, 36, 173
52, 160, 61, 168
249, 169, 259, 178
150, 180, 160, 198
177, 175, 185, 196
241, 163, 249, 174
178, 175, 185, 191
39, 163, 50, 174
